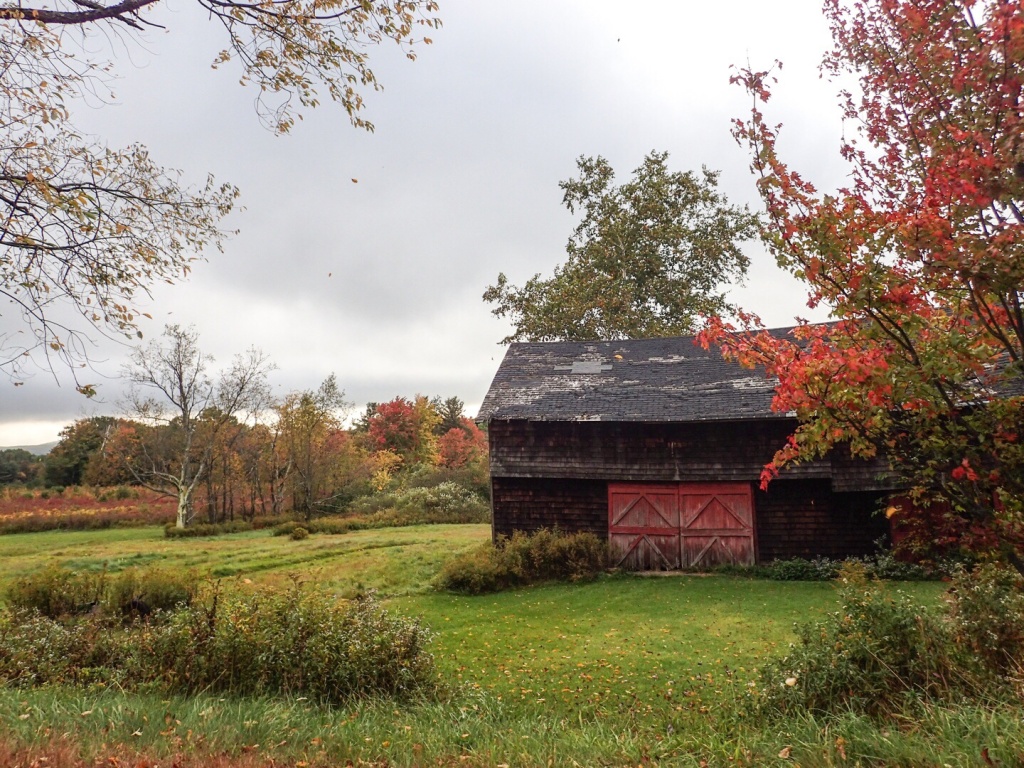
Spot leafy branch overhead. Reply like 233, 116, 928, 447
703, 0, 1024, 573
0, 0, 440, 379
484, 151, 759, 343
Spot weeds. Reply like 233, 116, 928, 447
0, 575, 438, 704
749, 563, 1021, 719
433, 528, 608, 594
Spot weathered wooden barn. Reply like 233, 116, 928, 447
476, 331, 896, 569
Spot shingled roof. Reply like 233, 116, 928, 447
477, 329, 798, 423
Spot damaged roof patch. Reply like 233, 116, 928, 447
477, 329, 801, 424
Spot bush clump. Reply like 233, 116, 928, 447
434, 528, 608, 595
0, 578, 438, 704
713, 552, 933, 581
141, 587, 436, 701
7, 565, 197, 621
164, 521, 254, 538
347, 481, 490, 525
949, 563, 1024, 680
289, 526, 309, 541
6, 566, 105, 618
0, 609, 121, 687
105, 567, 197, 617
749, 563, 1005, 719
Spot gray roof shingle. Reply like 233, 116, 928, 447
477, 329, 799, 423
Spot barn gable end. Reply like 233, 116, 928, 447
477, 331, 895, 567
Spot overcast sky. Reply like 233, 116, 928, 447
0, 0, 848, 446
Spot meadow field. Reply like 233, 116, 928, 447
0, 524, 1021, 767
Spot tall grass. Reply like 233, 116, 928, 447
0, 526, 1018, 766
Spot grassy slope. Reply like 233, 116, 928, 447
0, 524, 491, 599
0, 526, 1020, 767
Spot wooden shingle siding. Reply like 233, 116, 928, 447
479, 331, 906, 568
755, 481, 890, 560
491, 477, 608, 540
489, 420, 830, 482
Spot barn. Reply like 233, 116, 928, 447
476, 330, 896, 569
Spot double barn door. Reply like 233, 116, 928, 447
608, 483, 755, 570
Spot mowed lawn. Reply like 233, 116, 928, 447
0, 523, 491, 599
2, 525, 1012, 767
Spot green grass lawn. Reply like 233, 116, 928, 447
0, 523, 491, 599
0, 525, 1019, 767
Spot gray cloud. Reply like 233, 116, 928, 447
0, 0, 845, 443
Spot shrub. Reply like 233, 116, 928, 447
347, 481, 489, 525
750, 564, 979, 719
0, 608, 121, 687
6, 566, 105, 618
0, 582, 439, 703
137, 586, 437, 702
949, 564, 1024, 679
271, 520, 302, 537
433, 543, 506, 594
164, 520, 254, 538
7, 565, 196, 622
289, 526, 309, 540
105, 567, 197, 618
434, 529, 608, 595
713, 554, 933, 582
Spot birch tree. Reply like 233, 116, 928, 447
122, 324, 272, 528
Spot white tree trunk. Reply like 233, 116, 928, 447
176, 487, 190, 529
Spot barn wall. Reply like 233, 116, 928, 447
491, 477, 607, 540
488, 420, 830, 482
755, 480, 890, 561
488, 420, 893, 563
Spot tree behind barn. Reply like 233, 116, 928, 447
706, 0, 1024, 572
275, 375, 353, 520
484, 151, 758, 342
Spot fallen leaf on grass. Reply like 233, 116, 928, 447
779, 746, 792, 759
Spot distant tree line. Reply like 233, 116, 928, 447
7, 327, 488, 529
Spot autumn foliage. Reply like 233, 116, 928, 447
703, 0, 1024, 570
436, 419, 488, 469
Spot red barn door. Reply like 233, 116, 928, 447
608, 484, 680, 570
609, 482, 755, 570
679, 484, 755, 568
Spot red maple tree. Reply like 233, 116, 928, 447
436, 419, 488, 469
702, 0, 1024, 571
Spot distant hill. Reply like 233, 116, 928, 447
3, 441, 58, 456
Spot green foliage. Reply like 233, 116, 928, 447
136, 586, 437, 702
349, 481, 489, 521
289, 526, 309, 540
6, 566, 105, 618
270, 485, 490, 537
0, 448, 42, 486
751, 565, 995, 719
43, 418, 120, 488
949, 564, 1024, 679
0, 609, 122, 687
7, 565, 196, 621
163, 521, 255, 538
105, 567, 196, 617
715, 553, 933, 582
0, 578, 438, 704
434, 529, 609, 594
484, 151, 758, 342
